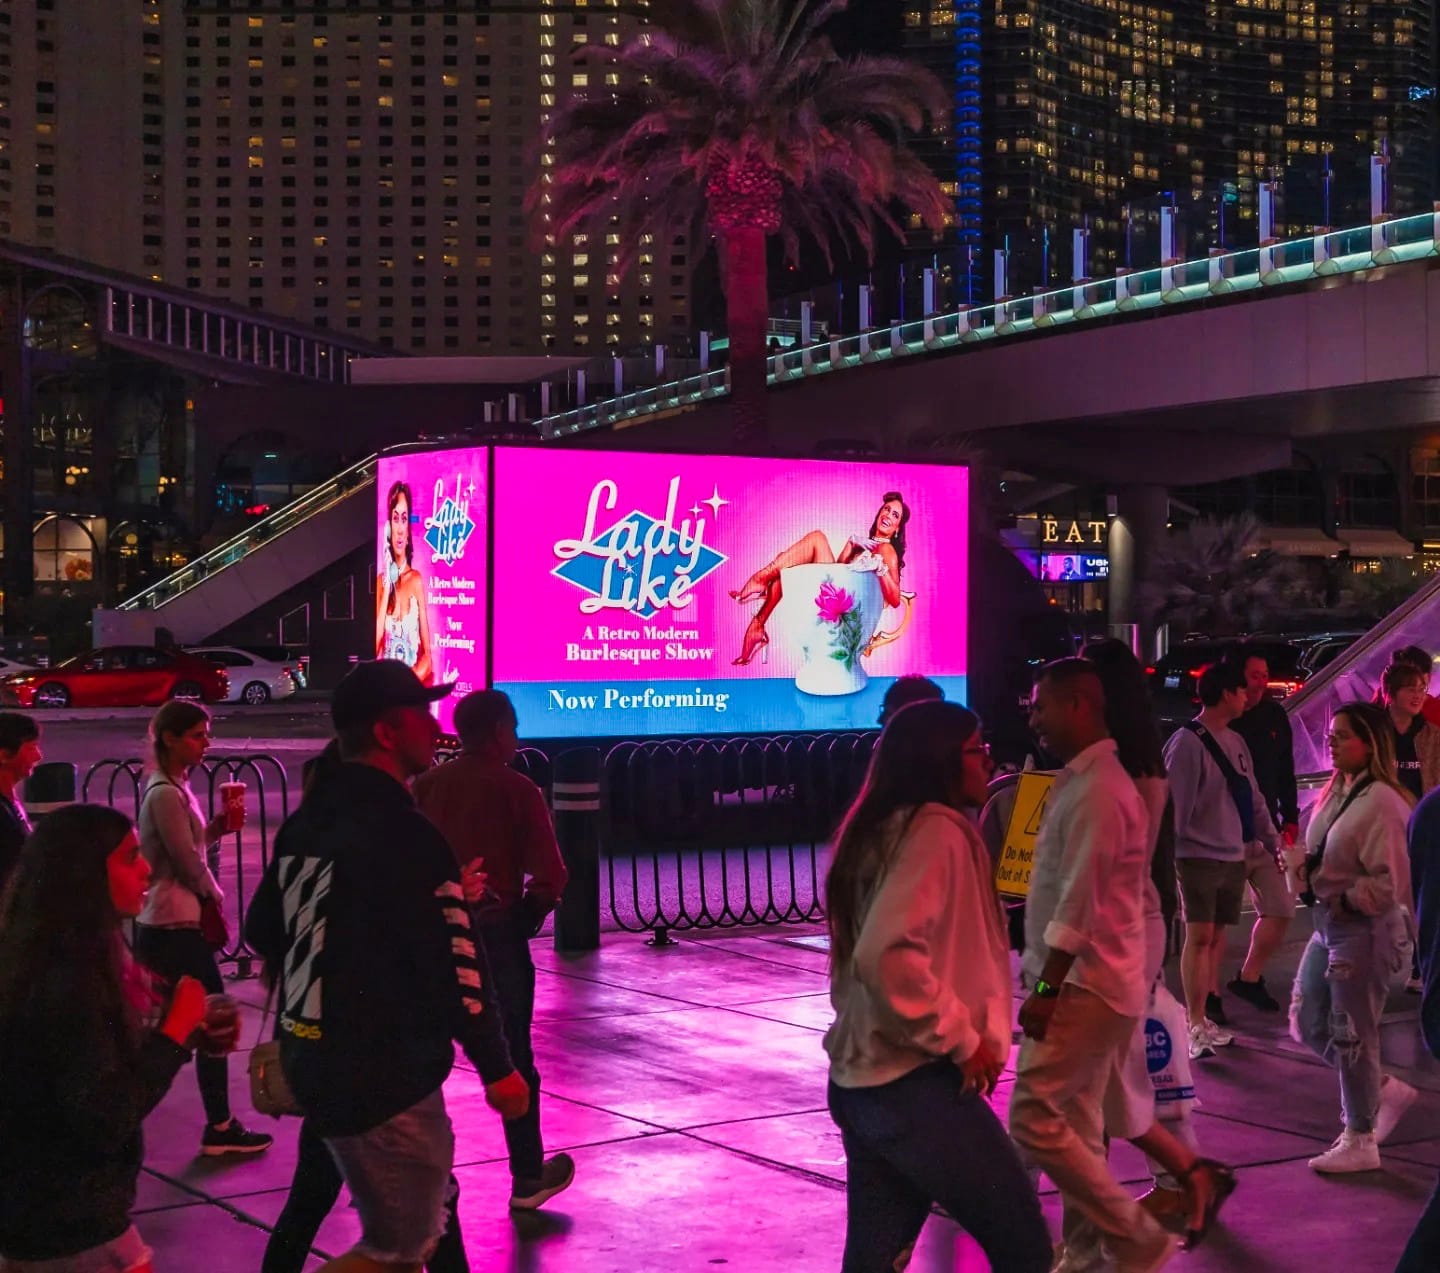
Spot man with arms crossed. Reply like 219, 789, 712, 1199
1011, 660, 1175, 1273
1228, 644, 1299, 1012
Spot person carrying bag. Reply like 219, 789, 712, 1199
132, 701, 273, 1159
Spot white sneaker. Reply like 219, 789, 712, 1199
1375, 1076, 1419, 1145
1188, 1022, 1216, 1060
1205, 1016, 1235, 1047
1188, 1018, 1232, 1058
1308, 1129, 1381, 1174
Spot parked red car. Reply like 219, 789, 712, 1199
0, 646, 229, 709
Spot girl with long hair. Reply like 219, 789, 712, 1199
132, 701, 272, 1158
823, 700, 1051, 1273
0, 805, 216, 1272
1292, 701, 1417, 1174
729, 491, 910, 666
1077, 640, 1235, 1253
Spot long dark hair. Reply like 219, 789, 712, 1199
826, 700, 980, 974
868, 490, 910, 570
385, 481, 414, 618
0, 805, 149, 1069
1081, 639, 1165, 779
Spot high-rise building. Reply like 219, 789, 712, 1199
0, 0, 689, 356
982, 0, 1436, 285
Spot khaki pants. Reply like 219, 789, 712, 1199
1009, 986, 1165, 1260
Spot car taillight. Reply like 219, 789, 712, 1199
1145, 666, 1156, 675
1188, 667, 1204, 678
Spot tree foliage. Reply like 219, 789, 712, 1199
1140, 514, 1319, 636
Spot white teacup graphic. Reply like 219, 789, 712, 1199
774, 563, 916, 696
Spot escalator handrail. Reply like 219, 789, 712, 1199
118, 453, 380, 611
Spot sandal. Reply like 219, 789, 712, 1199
1176, 1157, 1237, 1250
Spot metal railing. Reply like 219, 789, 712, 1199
118, 453, 379, 612
83, 755, 291, 976
601, 732, 876, 935
535, 209, 1440, 440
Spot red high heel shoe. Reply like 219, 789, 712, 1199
729, 562, 779, 605
732, 621, 770, 666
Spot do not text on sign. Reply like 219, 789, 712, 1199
996, 771, 1054, 899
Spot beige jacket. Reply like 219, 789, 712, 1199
825, 803, 1012, 1089
1304, 776, 1414, 916
137, 771, 222, 928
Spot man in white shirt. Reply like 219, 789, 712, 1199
1010, 660, 1175, 1273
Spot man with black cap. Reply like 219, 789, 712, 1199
246, 661, 530, 1273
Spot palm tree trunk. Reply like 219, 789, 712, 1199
718, 226, 770, 453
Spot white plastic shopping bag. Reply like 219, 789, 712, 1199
1145, 982, 1196, 1122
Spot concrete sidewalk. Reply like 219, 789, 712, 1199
136, 917, 1438, 1271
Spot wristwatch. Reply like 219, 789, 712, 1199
1033, 978, 1062, 999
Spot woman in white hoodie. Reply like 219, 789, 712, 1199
824, 700, 1051, 1273
1292, 701, 1416, 1175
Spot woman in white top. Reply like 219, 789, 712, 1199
132, 701, 272, 1159
824, 700, 1051, 1273
1292, 701, 1415, 1175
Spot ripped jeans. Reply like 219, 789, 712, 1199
1290, 908, 1395, 1134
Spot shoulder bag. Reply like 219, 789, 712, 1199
248, 981, 303, 1119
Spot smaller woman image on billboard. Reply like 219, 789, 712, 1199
376, 479, 434, 682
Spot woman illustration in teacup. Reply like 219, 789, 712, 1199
729, 491, 910, 667
375, 479, 434, 683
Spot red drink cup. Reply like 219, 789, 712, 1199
220, 781, 247, 833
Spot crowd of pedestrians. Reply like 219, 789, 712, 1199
1, 633, 1439, 1270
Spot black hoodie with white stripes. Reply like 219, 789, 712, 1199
245, 762, 513, 1137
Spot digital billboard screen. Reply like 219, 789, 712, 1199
1038, 552, 1108, 581
491, 448, 968, 737
375, 446, 488, 732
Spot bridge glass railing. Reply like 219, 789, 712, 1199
535, 209, 1440, 439
118, 453, 381, 612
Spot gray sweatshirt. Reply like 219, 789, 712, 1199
1163, 723, 1277, 862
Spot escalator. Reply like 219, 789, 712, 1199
110, 454, 378, 645
1285, 569, 1440, 774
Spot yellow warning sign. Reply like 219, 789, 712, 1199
996, 771, 1055, 900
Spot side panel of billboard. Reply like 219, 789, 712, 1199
490, 448, 968, 737
375, 447, 489, 733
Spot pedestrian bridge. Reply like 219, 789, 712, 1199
538, 211, 1440, 486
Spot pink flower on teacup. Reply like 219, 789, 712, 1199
815, 580, 856, 624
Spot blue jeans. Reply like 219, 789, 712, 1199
1290, 910, 1393, 1133
827, 1061, 1051, 1273
1396, 1172, 1440, 1271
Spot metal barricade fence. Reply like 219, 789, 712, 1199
82, 755, 291, 977
600, 731, 877, 936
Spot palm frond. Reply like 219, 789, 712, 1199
528, 0, 950, 264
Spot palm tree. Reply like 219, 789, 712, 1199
1140, 514, 1320, 636
527, 0, 950, 451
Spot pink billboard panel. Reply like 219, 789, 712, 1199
491, 448, 968, 737
375, 446, 488, 733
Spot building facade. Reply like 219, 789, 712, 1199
893, 0, 1436, 296
0, 0, 689, 357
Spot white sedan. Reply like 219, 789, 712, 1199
187, 646, 297, 706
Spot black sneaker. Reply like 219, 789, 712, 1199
1205, 992, 1228, 1027
1227, 973, 1281, 1012
200, 1119, 274, 1157
509, 1153, 576, 1211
